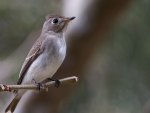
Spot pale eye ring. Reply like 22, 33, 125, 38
52, 18, 58, 24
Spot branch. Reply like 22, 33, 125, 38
0, 76, 78, 92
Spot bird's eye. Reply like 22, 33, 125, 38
52, 18, 58, 24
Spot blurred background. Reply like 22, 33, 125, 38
0, 0, 150, 113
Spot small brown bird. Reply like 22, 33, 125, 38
5, 14, 75, 113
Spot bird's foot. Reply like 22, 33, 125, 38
37, 83, 45, 90
47, 78, 61, 88
32, 79, 46, 90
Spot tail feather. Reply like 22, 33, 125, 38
5, 96, 20, 113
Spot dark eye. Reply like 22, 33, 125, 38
52, 18, 58, 24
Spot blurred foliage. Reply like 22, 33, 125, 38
62, 0, 150, 113
0, 0, 60, 58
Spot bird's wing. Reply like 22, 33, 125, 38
17, 38, 44, 85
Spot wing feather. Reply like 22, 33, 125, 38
17, 37, 44, 85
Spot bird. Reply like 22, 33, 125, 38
5, 14, 75, 113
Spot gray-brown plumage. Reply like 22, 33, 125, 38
17, 36, 44, 85
5, 14, 75, 113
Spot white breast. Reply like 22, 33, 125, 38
22, 36, 66, 84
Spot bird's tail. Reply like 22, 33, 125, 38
5, 95, 20, 113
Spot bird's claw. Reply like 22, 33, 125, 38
32, 79, 45, 90
37, 83, 45, 90
47, 78, 61, 88
54, 79, 60, 88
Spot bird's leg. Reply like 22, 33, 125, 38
46, 78, 61, 88
32, 79, 45, 90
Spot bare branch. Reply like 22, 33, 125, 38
0, 76, 78, 92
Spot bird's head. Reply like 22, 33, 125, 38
42, 14, 75, 33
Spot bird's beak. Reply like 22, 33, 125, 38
64, 17, 76, 22
69, 17, 76, 21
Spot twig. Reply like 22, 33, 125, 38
0, 76, 78, 92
